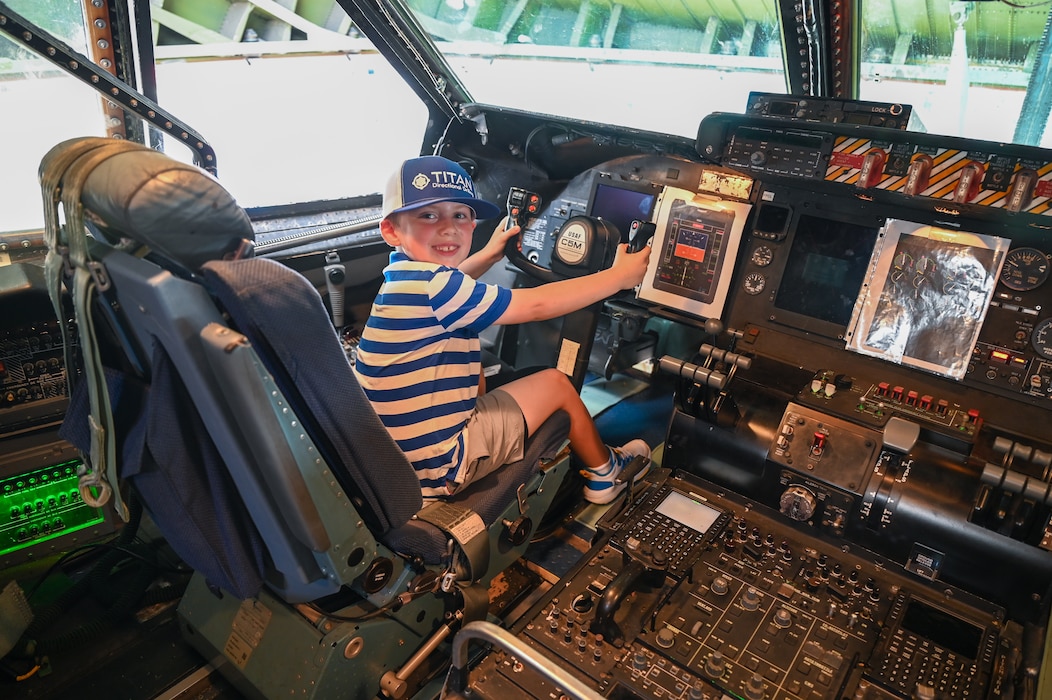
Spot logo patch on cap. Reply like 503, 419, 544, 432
411, 173, 430, 190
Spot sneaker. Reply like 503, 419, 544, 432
581, 440, 651, 505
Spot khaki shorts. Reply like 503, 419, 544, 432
453, 388, 527, 490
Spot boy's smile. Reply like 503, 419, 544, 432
380, 201, 477, 266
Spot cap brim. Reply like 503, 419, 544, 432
388, 196, 502, 220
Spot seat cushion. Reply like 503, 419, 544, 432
381, 409, 569, 564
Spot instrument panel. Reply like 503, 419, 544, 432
697, 113, 1052, 217
513, 156, 753, 322
466, 473, 1015, 700
513, 120, 1052, 412
480, 106, 1052, 699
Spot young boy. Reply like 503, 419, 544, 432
353, 155, 653, 504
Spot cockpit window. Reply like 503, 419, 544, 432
5, 1, 1051, 234
402, 0, 787, 139
858, 0, 1052, 147
1, 2, 105, 235
150, 6, 427, 209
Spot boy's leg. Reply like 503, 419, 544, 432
497, 368, 608, 469
498, 369, 651, 503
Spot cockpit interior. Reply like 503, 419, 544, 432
2, 1, 1052, 699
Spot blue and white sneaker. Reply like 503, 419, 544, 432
581, 440, 651, 505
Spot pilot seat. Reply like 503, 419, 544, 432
41, 137, 572, 700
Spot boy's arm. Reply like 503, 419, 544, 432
496, 243, 652, 325
458, 217, 519, 278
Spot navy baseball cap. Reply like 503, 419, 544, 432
382, 155, 501, 220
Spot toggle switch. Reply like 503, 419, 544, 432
857, 149, 888, 189
811, 432, 827, 456
903, 153, 933, 195
953, 161, 985, 203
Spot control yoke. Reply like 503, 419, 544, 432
503, 187, 620, 283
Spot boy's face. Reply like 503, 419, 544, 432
380, 201, 477, 266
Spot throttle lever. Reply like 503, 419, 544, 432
591, 536, 668, 646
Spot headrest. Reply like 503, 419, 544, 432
42, 138, 254, 272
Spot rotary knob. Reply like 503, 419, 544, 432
741, 586, 761, 611
780, 485, 818, 521
710, 575, 730, 596
655, 627, 675, 649
704, 651, 726, 679
745, 673, 766, 700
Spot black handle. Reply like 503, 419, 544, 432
628, 220, 656, 253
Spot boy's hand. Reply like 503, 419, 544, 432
483, 217, 520, 259
494, 216, 521, 247
459, 217, 522, 277
610, 242, 652, 289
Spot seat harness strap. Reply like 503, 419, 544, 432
40, 138, 149, 522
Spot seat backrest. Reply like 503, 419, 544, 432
199, 256, 424, 535
47, 137, 425, 602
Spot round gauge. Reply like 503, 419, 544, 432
743, 272, 767, 295
1032, 317, 1052, 360
1000, 247, 1050, 292
751, 245, 774, 267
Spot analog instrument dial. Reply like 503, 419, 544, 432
743, 272, 766, 295
1000, 247, 1049, 292
1032, 317, 1052, 360
751, 245, 773, 267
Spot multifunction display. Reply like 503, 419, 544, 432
653, 199, 735, 305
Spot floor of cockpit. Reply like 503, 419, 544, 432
1, 370, 671, 700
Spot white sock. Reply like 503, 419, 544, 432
586, 449, 616, 476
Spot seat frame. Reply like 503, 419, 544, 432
89, 238, 572, 699
46, 137, 572, 699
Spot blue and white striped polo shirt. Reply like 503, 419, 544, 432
353, 251, 512, 499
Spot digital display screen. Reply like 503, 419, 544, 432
900, 599, 984, 660
774, 214, 881, 326
589, 182, 658, 242
736, 126, 825, 149
655, 491, 722, 533
768, 100, 798, 117
653, 200, 735, 304
674, 228, 709, 262
754, 203, 791, 237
